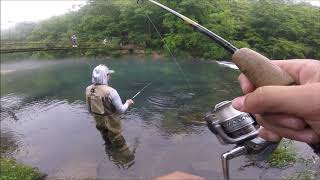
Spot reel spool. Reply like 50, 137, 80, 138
206, 101, 259, 145
206, 101, 278, 180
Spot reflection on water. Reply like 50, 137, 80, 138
1, 57, 294, 179
215, 61, 239, 70
92, 111, 136, 169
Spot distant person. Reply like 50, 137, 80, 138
102, 37, 111, 45
85, 65, 135, 166
70, 34, 78, 47
103, 38, 108, 45
103, 36, 112, 45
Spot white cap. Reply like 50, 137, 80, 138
92, 64, 114, 85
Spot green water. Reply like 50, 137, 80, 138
1, 56, 288, 179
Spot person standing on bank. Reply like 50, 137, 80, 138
85, 65, 134, 155
70, 34, 78, 47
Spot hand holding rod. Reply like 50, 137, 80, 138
144, 2, 297, 180
145, 0, 295, 87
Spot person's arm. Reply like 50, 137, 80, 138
109, 89, 133, 114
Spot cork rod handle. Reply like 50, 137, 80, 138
232, 48, 295, 87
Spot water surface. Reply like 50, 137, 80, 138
1, 57, 315, 179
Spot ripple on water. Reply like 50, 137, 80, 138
0, 127, 25, 157
0, 94, 75, 123
1, 93, 24, 109
146, 89, 195, 110
147, 95, 178, 109
37, 99, 67, 113
1, 93, 25, 121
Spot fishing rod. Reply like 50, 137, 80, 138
131, 82, 152, 99
141, 0, 294, 88
144, 0, 237, 54
138, 1, 299, 180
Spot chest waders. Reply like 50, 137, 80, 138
87, 85, 130, 157
87, 85, 116, 116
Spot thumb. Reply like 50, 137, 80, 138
232, 83, 320, 118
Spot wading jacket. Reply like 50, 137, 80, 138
85, 84, 129, 116
86, 84, 130, 134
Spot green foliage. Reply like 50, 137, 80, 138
3, 0, 320, 59
267, 140, 297, 167
0, 158, 43, 180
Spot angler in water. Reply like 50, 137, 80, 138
85, 65, 135, 166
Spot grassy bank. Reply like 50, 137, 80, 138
267, 140, 297, 168
0, 158, 43, 180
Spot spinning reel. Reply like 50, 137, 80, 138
206, 101, 278, 180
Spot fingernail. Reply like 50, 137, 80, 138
232, 96, 246, 111
238, 75, 246, 92
239, 82, 245, 92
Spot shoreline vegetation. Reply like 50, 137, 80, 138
1, 0, 319, 60
0, 158, 45, 180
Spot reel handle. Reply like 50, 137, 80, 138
232, 48, 295, 87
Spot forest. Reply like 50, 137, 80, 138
1, 0, 320, 60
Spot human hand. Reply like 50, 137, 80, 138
126, 99, 134, 105
232, 59, 320, 144
153, 171, 204, 180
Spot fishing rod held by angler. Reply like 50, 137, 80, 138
141, 1, 298, 180
144, 0, 294, 88
131, 82, 152, 99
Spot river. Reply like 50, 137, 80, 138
0, 56, 317, 179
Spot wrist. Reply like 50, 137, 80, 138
126, 101, 132, 106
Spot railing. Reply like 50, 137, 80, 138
0, 41, 144, 54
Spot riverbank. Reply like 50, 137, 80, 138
0, 157, 44, 180
0, 49, 165, 61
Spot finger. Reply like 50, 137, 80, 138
238, 73, 255, 94
271, 60, 320, 84
232, 83, 320, 118
306, 120, 320, 137
238, 60, 319, 93
238, 60, 320, 85
258, 113, 306, 130
259, 127, 282, 142
239, 60, 313, 90
256, 115, 320, 144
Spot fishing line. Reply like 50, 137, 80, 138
145, 14, 195, 94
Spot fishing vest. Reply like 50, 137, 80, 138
86, 84, 116, 116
